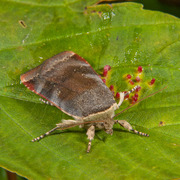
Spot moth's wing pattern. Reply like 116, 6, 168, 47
21, 51, 116, 118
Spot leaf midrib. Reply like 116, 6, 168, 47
0, 22, 180, 53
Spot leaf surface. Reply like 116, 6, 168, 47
0, 1, 180, 179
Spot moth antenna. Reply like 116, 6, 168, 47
114, 86, 168, 118
124, 85, 140, 97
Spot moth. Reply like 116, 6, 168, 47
21, 51, 149, 152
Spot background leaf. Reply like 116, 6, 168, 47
0, 0, 180, 179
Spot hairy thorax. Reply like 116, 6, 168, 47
77, 104, 117, 133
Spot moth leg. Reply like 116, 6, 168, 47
86, 125, 95, 153
32, 120, 80, 142
117, 85, 140, 108
32, 126, 59, 142
117, 92, 125, 108
114, 120, 149, 137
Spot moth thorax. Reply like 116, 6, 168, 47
80, 105, 115, 122
95, 117, 114, 130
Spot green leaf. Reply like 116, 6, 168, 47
0, 0, 180, 179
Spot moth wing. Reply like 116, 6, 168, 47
21, 51, 116, 118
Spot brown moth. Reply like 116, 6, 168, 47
21, 51, 149, 152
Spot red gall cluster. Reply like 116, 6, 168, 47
102, 65, 143, 103
126, 68, 142, 103
127, 77, 141, 85
101, 65, 152, 104
131, 87, 142, 104
126, 74, 134, 85
132, 93, 138, 104
101, 64, 156, 105
126, 66, 143, 85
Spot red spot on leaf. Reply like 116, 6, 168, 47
104, 65, 111, 71
116, 92, 120, 99
138, 66, 143, 73
136, 76, 140, 82
136, 86, 141, 92
103, 65, 111, 77
124, 91, 129, 99
126, 74, 132, 79
149, 78, 155, 85
102, 79, 106, 83
103, 69, 108, 77
129, 80, 134, 85
109, 85, 114, 91
134, 93, 138, 98
132, 96, 138, 102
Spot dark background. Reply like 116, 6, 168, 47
99, 0, 180, 18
